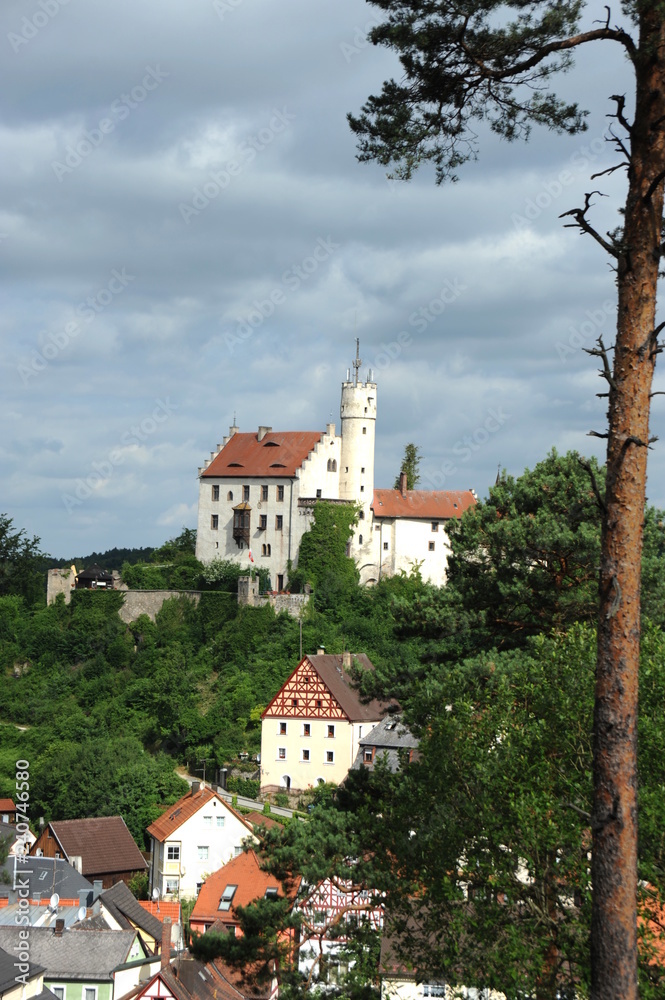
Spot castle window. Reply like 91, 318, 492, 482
276, 515, 283, 530
358, 534, 363, 545
277, 485, 284, 501
212, 485, 219, 501
345, 467, 349, 473
383, 541, 389, 550
261, 544, 271, 556
277, 574, 284, 590
431, 522, 439, 532
360, 485, 364, 492
316, 489, 322, 498
327, 459, 337, 472
358, 510, 364, 519
211, 515, 219, 530
227, 491, 233, 501
259, 514, 267, 530
243, 485, 250, 501
361, 467, 365, 473
362, 427, 366, 435
429, 542, 435, 551
261, 485, 268, 501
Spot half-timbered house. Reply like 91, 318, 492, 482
260, 651, 392, 793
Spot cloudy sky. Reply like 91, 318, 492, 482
2, 0, 661, 559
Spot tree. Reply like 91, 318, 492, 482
0, 514, 47, 606
349, 5, 665, 994
287, 501, 359, 606
394, 443, 421, 490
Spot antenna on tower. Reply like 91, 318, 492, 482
352, 339, 362, 387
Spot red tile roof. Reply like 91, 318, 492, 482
146, 786, 254, 843
201, 431, 324, 479
191, 850, 300, 926
138, 899, 182, 924
243, 812, 283, 831
47, 816, 147, 876
372, 488, 477, 520
0, 801, 15, 812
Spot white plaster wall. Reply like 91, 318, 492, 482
261, 717, 357, 791
370, 518, 454, 587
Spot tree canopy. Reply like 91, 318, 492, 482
394, 443, 421, 490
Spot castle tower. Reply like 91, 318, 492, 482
339, 341, 377, 531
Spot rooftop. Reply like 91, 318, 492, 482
372, 488, 477, 520
201, 430, 324, 479
40, 816, 147, 877
147, 786, 254, 844
191, 850, 299, 926
0, 926, 137, 981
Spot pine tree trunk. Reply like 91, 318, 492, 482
592, 10, 665, 997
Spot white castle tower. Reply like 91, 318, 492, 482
339, 341, 377, 571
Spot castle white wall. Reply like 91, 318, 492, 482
371, 517, 453, 587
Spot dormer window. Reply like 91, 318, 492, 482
265, 887, 279, 899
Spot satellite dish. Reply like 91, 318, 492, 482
152, 888, 159, 901
77, 906, 87, 922
49, 893, 59, 911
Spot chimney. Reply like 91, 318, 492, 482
92, 880, 103, 899
257, 425, 272, 442
161, 917, 172, 970
78, 891, 88, 909
54, 918, 65, 937
316, 645, 325, 656
191, 781, 200, 795
342, 651, 352, 669
399, 471, 408, 498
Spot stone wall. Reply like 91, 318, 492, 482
117, 590, 202, 623
237, 576, 309, 619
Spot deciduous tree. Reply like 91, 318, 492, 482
349, 5, 665, 993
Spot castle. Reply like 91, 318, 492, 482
195, 345, 476, 587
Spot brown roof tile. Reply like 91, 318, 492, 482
372, 488, 477, 520
309, 654, 391, 722
146, 786, 254, 843
48, 816, 147, 877
191, 849, 300, 926
201, 431, 324, 479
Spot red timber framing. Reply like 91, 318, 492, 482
262, 659, 348, 721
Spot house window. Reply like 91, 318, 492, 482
327, 724, 335, 738
234, 846, 243, 857
278, 748, 286, 760
203, 815, 212, 826
227, 490, 233, 501
217, 816, 225, 828
383, 541, 389, 550
198, 846, 209, 861
277, 573, 284, 590
280, 722, 287, 735
326, 751, 334, 764
316, 489, 322, 498
364, 748, 373, 763
243, 485, 250, 501
265, 887, 279, 899
212, 485, 219, 501
219, 884, 237, 911
303, 723, 311, 736
358, 510, 364, 519
316, 699, 322, 708
261, 484, 269, 501
276, 515, 283, 530
362, 427, 366, 434
165, 878, 179, 895
51, 988, 65, 1000
431, 522, 439, 532
429, 541, 435, 551
292, 698, 298, 707
302, 749, 310, 762
277, 485, 284, 501
84, 988, 97, 1000
211, 515, 219, 530
422, 986, 446, 997
167, 845, 180, 861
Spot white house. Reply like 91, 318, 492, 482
195, 344, 477, 588
146, 783, 257, 899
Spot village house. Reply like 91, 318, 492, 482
146, 783, 257, 900
30, 817, 148, 890
260, 650, 393, 794
195, 344, 476, 588
352, 715, 419, 773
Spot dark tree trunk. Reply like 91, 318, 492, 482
592, 10, 665, 998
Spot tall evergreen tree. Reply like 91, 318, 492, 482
393, 443, 421, 490
349, 5, 665, 994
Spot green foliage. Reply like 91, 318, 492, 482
128, 871, 149, 900
393, 443, 421, 490
151, 527, 197, 562
226, 776, 260, 798
289, 501, 359, 608
0, 514, 48, 607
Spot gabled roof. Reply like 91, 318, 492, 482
0, 856, 95, 901
372, 488, 477, 520
243, 812, 283, 832
45, 817, 147, 876
138, 899, 182, 924
100, 881, 163, 941
0, 944, 44, 991
0, 800, 15, 813
352, 716, 419, 773
0, 926, 138, 981
263, 653, 391, 722
191, 850, 300, 926
135, 954, 271, 1000
146, 786, 254, 844
201, 431, 324, 479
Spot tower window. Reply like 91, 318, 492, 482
429, 541, 435, 551
362, 427, 366, 435
227, 491, 233, 501
345, 467, 349, 473
358, 510, 364, 519
361, 467, 365, 473
383, 541, 389, 551
316, 489, 322, 498
211, 515, 219, 530
212, 485, 219, 501
358, 534, 363, 545
360, 485, 364, 492
431, 522, 439, 532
